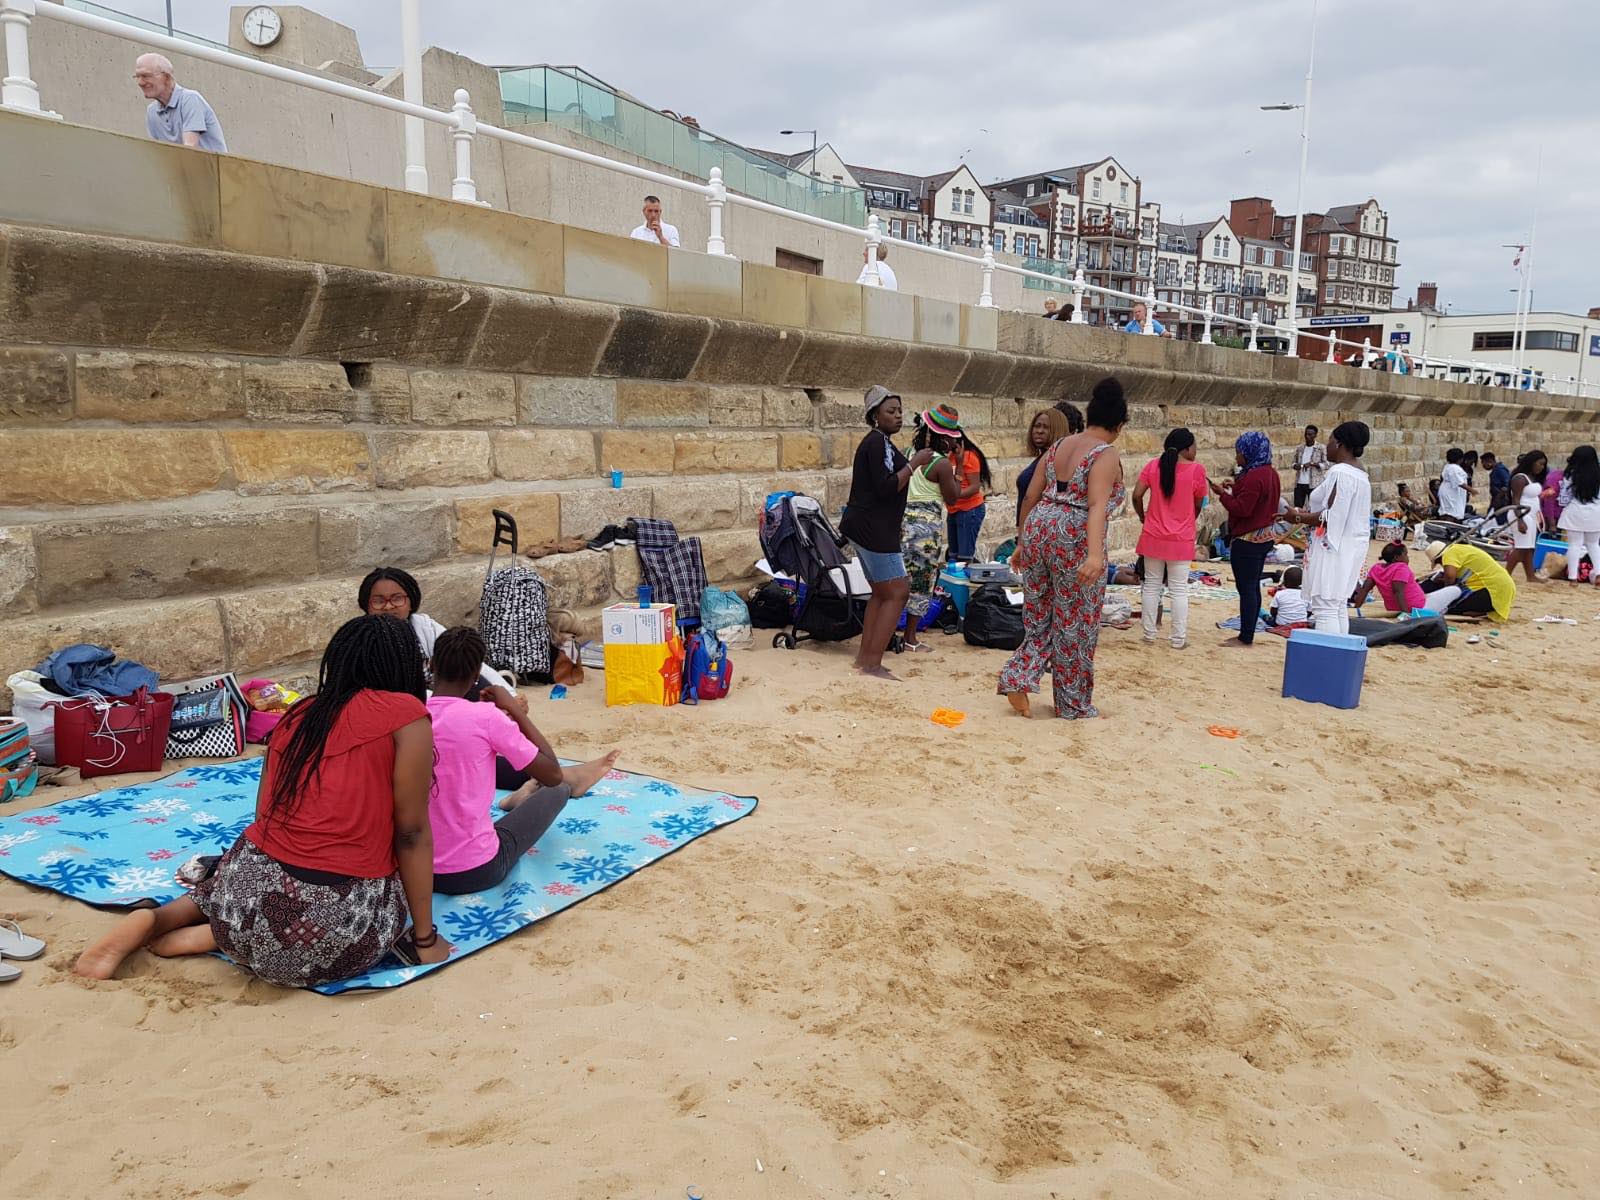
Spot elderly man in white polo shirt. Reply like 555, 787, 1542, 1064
135, 53, 227, 152
629, 195, 680, 247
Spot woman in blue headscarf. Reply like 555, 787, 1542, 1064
1209, 430, 1283, 646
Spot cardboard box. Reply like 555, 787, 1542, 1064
602, 602, 677, 644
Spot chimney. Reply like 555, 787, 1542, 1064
1229, 197, 1276, 240
1416, 282, 1439, 310
1588, 306, 1600, 321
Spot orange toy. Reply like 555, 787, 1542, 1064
930, 708, 967, 728
1207, 725, 1241, 739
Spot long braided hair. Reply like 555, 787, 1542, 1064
261, 615, 427, 826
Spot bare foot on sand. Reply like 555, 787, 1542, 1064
562, 751, 621, 799
74, 909, 157, 979
147, 924, 218, 959
855, 666, 900, 681
1220, 636, 1255, 649
1005, 692, 1032, 718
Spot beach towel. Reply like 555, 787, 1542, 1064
0, 759, 756, 994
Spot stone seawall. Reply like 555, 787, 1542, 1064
2, 133, 1595, 706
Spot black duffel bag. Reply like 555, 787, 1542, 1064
962, 584, 1024, 650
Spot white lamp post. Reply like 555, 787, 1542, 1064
400, 0, 428, 193
1261, 0, 1317, 358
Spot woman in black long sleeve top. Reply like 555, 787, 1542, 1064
840, 385, 933, 678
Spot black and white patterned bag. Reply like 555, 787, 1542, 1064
480, 565, 551, 681
163, 674, 248, 760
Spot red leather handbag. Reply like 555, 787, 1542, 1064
53, 688, 174, 778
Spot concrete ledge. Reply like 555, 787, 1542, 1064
295, 266, 493, 364
784, 331, 909, 389
595, 309, 711, 380
469, 290, 617, 376
220, 157, 387, 272
0, 225, 318, 356
387, 190, 565, 295
689, 319, 804, 385
564, 227, 666, 308
0, 111, 221, 249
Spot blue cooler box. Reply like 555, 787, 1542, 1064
937, 567, 972, 618
1282, 630, 1367, 709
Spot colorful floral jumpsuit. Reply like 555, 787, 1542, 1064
998, 440, 1125, 719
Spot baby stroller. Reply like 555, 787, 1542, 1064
1419, 503, 1532, 563
758, 493, 864, 650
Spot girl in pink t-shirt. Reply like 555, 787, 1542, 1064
1131, 428, 1209, 649
427, 627, 618, 895
1354, 542, 1428, 614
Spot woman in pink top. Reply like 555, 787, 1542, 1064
1131, 428, 1209, 649
1353, 542, 1428, 615
427, 627, 618, 895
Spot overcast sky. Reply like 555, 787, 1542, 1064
129, 0, 1598, 316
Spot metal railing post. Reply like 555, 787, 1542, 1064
1325, 333, 1336, 363
1247, 314, 1259, 352
705, 166, 727, 256
1070, 267, 1086, 323
1143, 278, 1157, 335
1200, 290, 1214, 345
861, 213, 882, 287
978, 247, 995, 308
1, 0, 59, 118
400, 0, 428, 193
449, 88, 479, 204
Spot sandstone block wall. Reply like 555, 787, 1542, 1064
2, 125, 1596, 708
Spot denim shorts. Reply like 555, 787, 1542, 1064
850, 543, 907, 583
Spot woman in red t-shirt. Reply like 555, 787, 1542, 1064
76, 616, 448, 986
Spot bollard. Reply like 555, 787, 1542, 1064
1247, 315, 1259, 352
0, 0, 59, 118
1143, 279, 1158, 335
706, 166, 728, 256
1070, 267, 1086, 324
1200, 293, 1214, 345
978, 247, 994, 309
861, 214, 882, 287
450, 89, 480, 204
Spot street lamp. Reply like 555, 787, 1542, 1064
1261, 0, 1317, 356
778, 128, 818, 182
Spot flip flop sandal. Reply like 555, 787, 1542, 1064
905, 642, 937, 654
0, 957, 20, 984
391, 931, 423, 967
0, 918, 44, 961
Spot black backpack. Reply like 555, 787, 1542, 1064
962, 584, 1024, 651
748, 581, 797, 629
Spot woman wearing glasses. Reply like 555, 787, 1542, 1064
358, 567, 520, 704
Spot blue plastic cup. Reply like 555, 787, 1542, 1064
611, 469, 624, 489
638, 584, 652, 609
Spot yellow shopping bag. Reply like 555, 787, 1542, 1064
604, 637, 685, 707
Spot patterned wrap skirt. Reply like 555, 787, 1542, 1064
902, 500, 947, 619
191, 835, 408, 989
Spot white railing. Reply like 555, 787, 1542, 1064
0, 0, 1569, 402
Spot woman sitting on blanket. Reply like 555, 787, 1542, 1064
76, 616, 450, 985
359, 567, 520, 705
427, 627, 617, 895
1353, 542, 1429, 616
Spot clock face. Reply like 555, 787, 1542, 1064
242, 5, 282, 47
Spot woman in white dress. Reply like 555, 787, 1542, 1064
1286, 421, 1372, 635
1557, 445, 1600, 585
1502, 450, 1546, 584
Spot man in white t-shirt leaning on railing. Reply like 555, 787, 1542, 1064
630, 195, 681, 247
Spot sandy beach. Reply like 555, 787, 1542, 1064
3, 567, 1598, 1199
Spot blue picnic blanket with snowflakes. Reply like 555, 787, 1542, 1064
0, 759, 757, 994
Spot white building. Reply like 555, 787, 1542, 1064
1382, 308, 1600, 395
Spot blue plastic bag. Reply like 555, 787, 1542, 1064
699, 587, 751, 641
